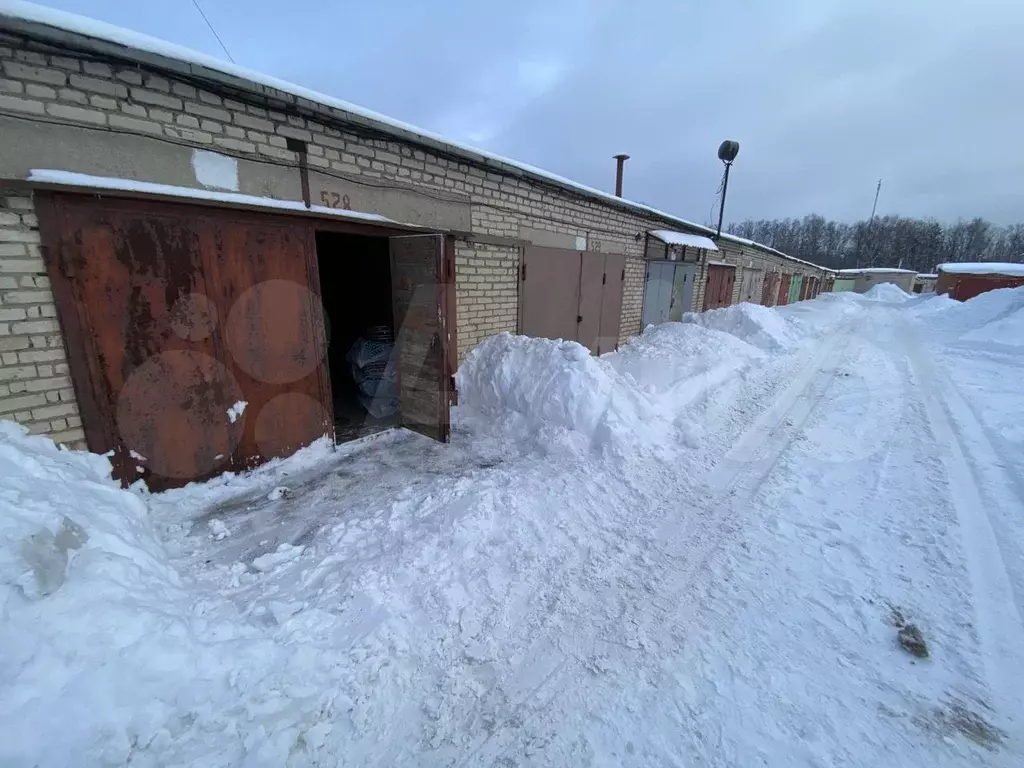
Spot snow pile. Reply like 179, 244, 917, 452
455, 327, 766, 455
607, 321, 761, 393
0, 423, 201, 764
455, 333, 655, 454
929, 286, 1024, 336
682, 302, 800, 351
964, 307, 1024, 346
907, 293, 958, 315
862, 282, 911, 302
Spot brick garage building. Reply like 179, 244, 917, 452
0, 5, 830, 486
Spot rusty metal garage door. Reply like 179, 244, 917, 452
521, 246, 624, 354
389, 234, 455, 442
777, 273, 792, 305
761, 272, 779, 306
36, 192, 334, 489
703, 263, 735, 310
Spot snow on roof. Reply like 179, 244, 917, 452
838, 267, 915, 275
28, 169, 406, 225
649, 230, 719, 251
0, 1, 829, 272
937, 262, 1024, 276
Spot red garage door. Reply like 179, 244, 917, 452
703, 263, 736, 310
36, 192, 453, 488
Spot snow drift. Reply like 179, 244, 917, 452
862, 283, 911, 302
937, 286, 1024, 342
682, 302, 800, 351
455, 325, 764, 455
455, 333, 648, 453
0, 423, 200, 764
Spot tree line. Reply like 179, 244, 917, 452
727, 215, 1024, 274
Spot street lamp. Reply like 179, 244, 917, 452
716, 140, 739, 239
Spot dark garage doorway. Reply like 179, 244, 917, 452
315, 231, 399, 441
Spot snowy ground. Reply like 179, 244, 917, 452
3, 286, 1024, 767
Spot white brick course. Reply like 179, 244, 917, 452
0, 189, 85, 447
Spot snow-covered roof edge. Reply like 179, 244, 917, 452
0, 1, 829, 273
649, 229, 719, 251
27, 169, 419, 227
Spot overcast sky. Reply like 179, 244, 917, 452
35, 0, 1024, 225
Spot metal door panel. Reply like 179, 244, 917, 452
739, 268, 758, 304
577, 252, 605, 354
597, 253, 625, 354
37, 193, 338, 489
208, 215, 332, 467
669, 263, 696, 320
390, 234, 452, 442
642, 261, 674, 327
789, 275, 803, 304
703, 264, 735, 310
777, 273, 792, 306
521, 246, 581, 342
761, 272, 778, 306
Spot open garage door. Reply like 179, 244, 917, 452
389, 234, 455, 442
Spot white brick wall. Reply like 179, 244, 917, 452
455, 242, 519, 360
0, 188, 85, 447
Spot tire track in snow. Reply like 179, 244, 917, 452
652, 328, 852, 609
903, 325, 1024, 745
437, 335, 856, 766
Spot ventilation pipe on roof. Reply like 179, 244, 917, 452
613, 153, 630, 197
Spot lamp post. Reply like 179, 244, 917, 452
716, 140, 739, 239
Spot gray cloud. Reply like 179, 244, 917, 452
41, 0, 1024, 224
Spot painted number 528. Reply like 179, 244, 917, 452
319, 191, 352, 210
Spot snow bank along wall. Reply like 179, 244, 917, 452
0, 7, 829, 486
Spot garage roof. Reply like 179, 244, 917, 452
649, 230, 719, 251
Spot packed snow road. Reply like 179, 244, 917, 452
3, 286, 1024, 767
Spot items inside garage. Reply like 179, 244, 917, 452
314, 232, 400, 441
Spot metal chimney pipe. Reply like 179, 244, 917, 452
613, 153, 630, 197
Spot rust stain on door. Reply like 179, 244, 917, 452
36, 192, 333, 489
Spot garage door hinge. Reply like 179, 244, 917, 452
602, 273, 607, 285
621, 268, 625, 280
521, 263, 526, 281
577, 315, 583, 324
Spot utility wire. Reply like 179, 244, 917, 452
190, 0, 236, 63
